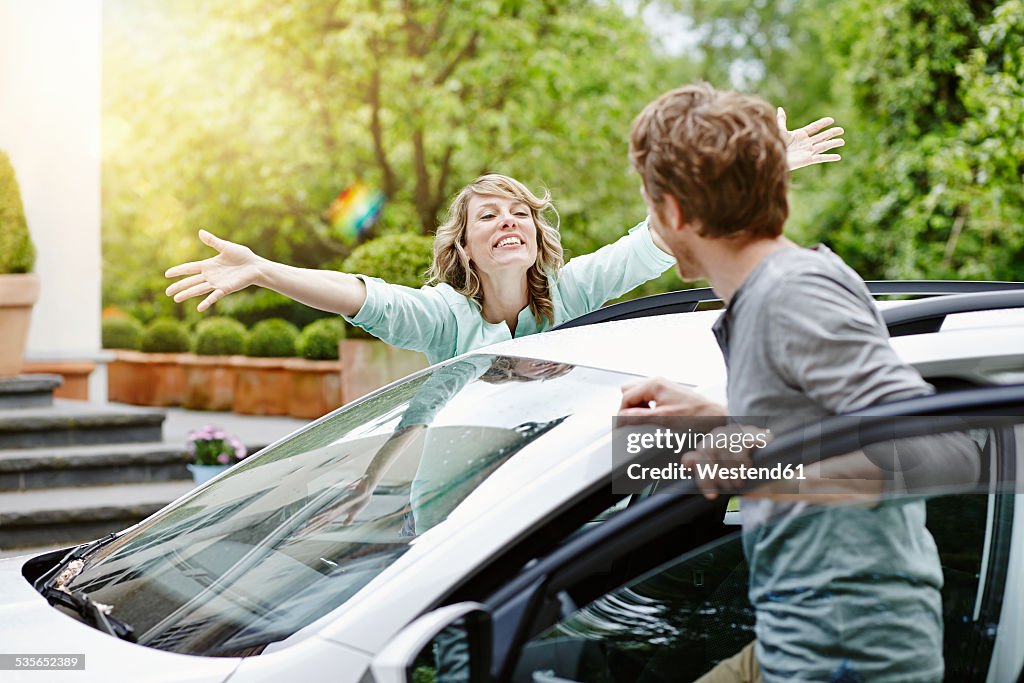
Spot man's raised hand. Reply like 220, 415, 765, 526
164, 230, 263, 312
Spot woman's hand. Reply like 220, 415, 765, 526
778, 107, 845, 171
165, 230, 264, 312
166, 229, 366, 316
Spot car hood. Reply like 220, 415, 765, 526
0, 554, 240, 683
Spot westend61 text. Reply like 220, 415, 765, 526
627, 462, 806, 482
624, 427, 770, 455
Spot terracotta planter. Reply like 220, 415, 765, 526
181, 354, 239, 411
340, 339, 428, 404
0, 273, 40, 376
21, 359, 95, 400
285, 358, 343, 419
106, 351, 134, 403
232, 356, 294, 415
107, 350, 188, 406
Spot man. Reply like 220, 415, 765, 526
620, 84, 978, 682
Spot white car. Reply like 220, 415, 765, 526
1, 283, 1023, 683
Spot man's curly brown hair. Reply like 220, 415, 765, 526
629, 83, 789, 239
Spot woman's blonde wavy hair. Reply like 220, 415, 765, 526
428, 174, 563, 324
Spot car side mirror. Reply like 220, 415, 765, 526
371, 602, 492, 683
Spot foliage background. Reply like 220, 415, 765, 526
103, 0, 1024, 325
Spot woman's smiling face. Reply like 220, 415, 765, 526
463, 193, 539, 275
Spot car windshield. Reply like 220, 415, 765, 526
62, 354, 632, 656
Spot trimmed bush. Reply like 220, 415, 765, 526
339, 233, 435, 340
341, 233, 435, 288
246, 318, 299, 357
218, 288, 328, 329
140, 317, 192, 353
193, 317, 247, 356
0, 150, 35, 274
296, 317, 345, 360
102, 316, 144, 350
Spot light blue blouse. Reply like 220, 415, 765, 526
344, 220, 675, 364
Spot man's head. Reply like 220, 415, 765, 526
629, 84, 789, 279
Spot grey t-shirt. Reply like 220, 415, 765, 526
713, 245, 944, 682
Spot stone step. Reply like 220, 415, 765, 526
0, 442, 191, 491
0, 399, 164, 449
0, 374, 62, 409
0, 481, 196, 550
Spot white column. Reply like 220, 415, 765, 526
0, 0, 105, 400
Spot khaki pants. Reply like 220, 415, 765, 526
694, 640, 762, 683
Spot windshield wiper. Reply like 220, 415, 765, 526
40, 585, 136, 642
33, 532, 120, 592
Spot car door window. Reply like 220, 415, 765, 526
507, 418, 1019, 683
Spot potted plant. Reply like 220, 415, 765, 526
112, 317, 191, 405
232, 318, 299, 415
185, 424, 248, 485
337, 234, 430, 401
0, 150, 39, 376
287, 317, 345, 419
103, 315, 143, 402
182, 317, 247, 411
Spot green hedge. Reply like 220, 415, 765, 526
339, 233, 435, 339
296, 317, 345, 360
341, 233, 434, 288
246, 318, 299, 357
0, 150, 35, 274
194, 316, 247, 356
217, 288, 329, 329
140, 317, 191, 353
102, 317, 143, 350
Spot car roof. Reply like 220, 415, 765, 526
483, 309, 727, 385
478, 302, 1024, 386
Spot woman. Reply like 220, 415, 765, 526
165, 112, 842, 363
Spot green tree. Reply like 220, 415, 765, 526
802, 0, 1023, 281
103, 1, 683, 316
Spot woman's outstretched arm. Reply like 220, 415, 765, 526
164, 229, 367, 316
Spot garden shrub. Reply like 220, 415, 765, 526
218, 288, 327, 329
341, 233, 434, 288
246, 318, 299, 357
339, 233, 434, 340
102, 316, 143, 350
140, 317, 192, 353
0, 150, 35, 274
296, 317, 345, 360
193, 316, 247, 356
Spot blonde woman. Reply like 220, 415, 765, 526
165, 113, 842, 362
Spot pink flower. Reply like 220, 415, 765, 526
230, 438, 247, 460
186, 425, 244, 466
